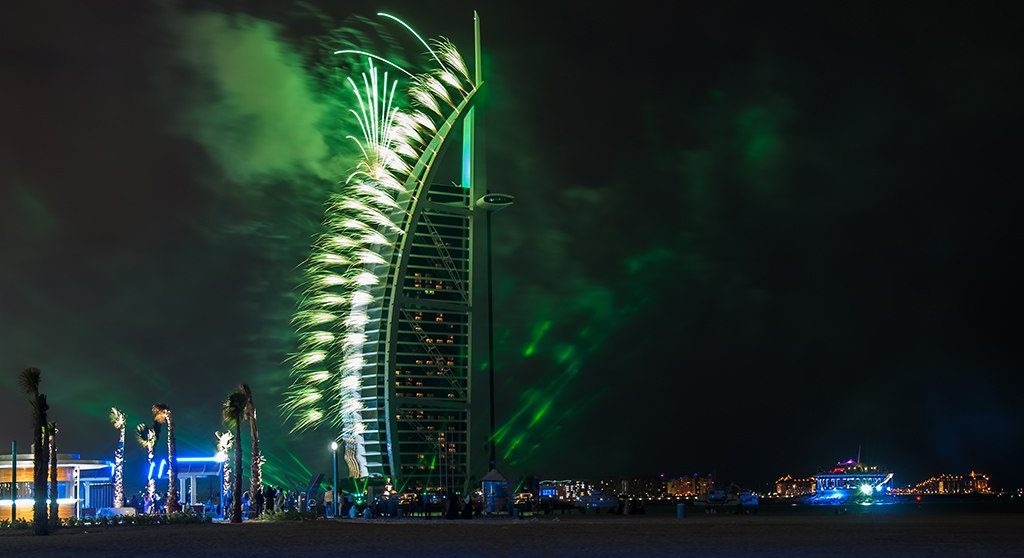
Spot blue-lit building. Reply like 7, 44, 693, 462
144, 454, 226, 514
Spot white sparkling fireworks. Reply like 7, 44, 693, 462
283, 14, 476, 478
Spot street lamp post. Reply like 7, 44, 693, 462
330, 441, 339, 518
475, 193, 514, 470
215, 450, 227, 519
11, 440, 16, 522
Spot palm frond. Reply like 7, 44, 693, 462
238, 384, 255, 417
222, 392, 248, 428
18, 367, 41, 396
110, 407, 125, 429
215, 430, 234, 452
151, 403, 170, 423
135, 422, 159, 448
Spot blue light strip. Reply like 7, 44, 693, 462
157, 459, 167, 479
461, 108, 474, 189
147, 462, 155, 480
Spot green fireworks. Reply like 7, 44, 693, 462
282, 14, 478, 482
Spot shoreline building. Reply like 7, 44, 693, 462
381, 181, 479, 493
773, 475, 816, 498
910, 472, 992, 495
621, 475, 668, 498
667, 474, 716, 497
1, 453, 112, 520
538, 480, 592, 502
285, 12, 505, 496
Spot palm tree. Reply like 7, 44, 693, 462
238, 384, 263, 515
215, 431, 234, 516
151, 404, 178, 513
18, 367, 49, 536
222, 392, 248, 523
135, 422, 160, 513
48, 422, 58, 525
110, 408, 126, 508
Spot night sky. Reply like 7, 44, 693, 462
2, 1, 1022, 492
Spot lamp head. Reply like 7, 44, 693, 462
475, 193, 515, 210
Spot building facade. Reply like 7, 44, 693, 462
912, 472, 991, 495
667, 475, 716, 496
285, 13, 493, 496
538, 479, 592, 501
622, 476, 667, 498
774, 475, 816, 498
374, 181, 480, 493
666, 477, 694, 496
0, 454, 112, 520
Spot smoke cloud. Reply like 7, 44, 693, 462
169, 11, 333, 184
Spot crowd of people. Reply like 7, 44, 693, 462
122, 485, 497, 521
124, 484, 299, 518
328, 492, 480, 520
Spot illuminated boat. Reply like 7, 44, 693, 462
804, 458, 896, 505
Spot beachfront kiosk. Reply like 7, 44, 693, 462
148, 454, 227, 512
481, 469, 510, 514
176, 456, 227, 511
1, 453, 113, 520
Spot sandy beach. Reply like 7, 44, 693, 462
2, 511, 1022, 557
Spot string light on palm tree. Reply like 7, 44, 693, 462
109, 408, 126, 508
215, 431, 234, 518
135, 422, 159, 513
47, 422, 58, 524
223, 392, 248, 524
151, 404, 178, 513
238, 384, 264, 515
18, 367, 50, 536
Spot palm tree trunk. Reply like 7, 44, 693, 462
32, 397, 49, 535
165, 414, 178, 513
241, 384, 263, 516
231, 423, 243, 523
146, 447, 156, 513
222, 456, 231, 515
113, 426, 124, 508
249, 410, 262, 515
48, 423, 58, 525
